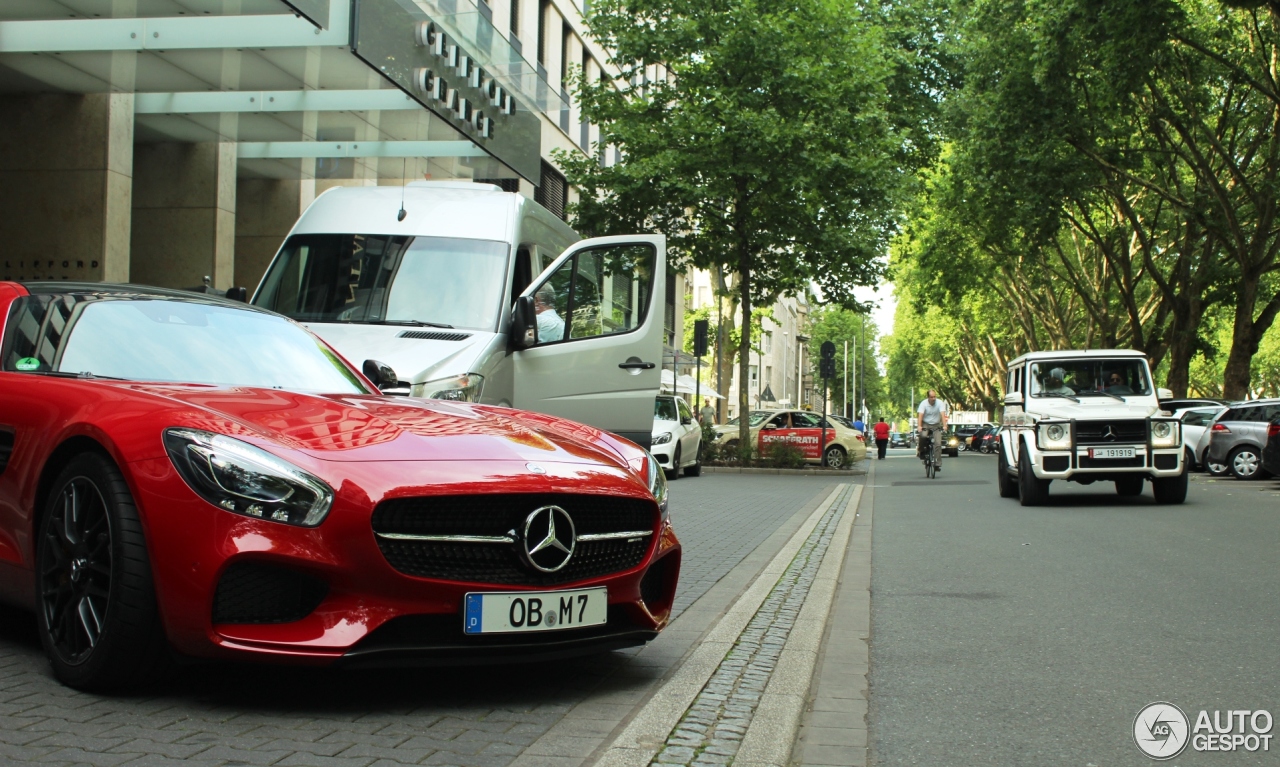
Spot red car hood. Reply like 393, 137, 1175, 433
124, 384, 629, 467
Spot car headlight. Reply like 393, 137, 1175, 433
645, 450, 669, 519
164, 428, 333, 527
652, 432, 673, 445
1037, 422, 1072, 450
413, 373, 484, 402
1150, 419, 1179, 448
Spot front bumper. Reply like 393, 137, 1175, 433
1027, 444, 1183, 480
130, 457, 681, 665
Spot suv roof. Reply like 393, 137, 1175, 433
1008, 349, 1147, 366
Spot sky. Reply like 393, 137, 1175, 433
855, 282, 896, 338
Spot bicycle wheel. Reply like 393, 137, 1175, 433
925, 460, 934, 478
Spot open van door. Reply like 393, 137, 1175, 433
512, 235, 666, 448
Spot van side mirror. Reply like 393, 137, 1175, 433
362, 359, 399, 391
511, 295, 538, 350
1004, 392, 1024, 406
225, 286, 248, 302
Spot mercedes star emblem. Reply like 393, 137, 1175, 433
1103, 425, 1117, 441
521, 505, 576, 572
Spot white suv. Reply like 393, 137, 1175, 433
996, 350, 1187, 505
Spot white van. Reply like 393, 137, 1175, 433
251, 181, 667, 448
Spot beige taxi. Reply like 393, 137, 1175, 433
711, 409, 867, 468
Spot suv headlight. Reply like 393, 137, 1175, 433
1150, 419, 1179, 448
1037, 422, 1072, 450
652, 432, 673, 445
164, 428, 333, 527
645, 450, 669, 519
414, 373, 484, 402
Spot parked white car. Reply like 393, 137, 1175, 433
651, 395, 702, 478
997, 350, 1186, 505
1161, 400, 1227, 471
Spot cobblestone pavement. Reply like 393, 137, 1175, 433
653, 485, 855, 767
0, 472, 849, 767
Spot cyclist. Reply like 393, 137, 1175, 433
917, 390, 950, 472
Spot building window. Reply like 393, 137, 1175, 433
562, 25, 574, 85
509, 0, 519, 36
763, 330, 772, 354
535, 160, 567, 219
537, 0, 549, 68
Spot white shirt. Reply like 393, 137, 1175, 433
918, 398, 948, 426
537, 309, 565, 343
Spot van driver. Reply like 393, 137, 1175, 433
534, 284, 564, 343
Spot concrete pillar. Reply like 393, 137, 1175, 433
130, 142, 237, 290
0, 93, 134, 283
234, 179, 306, 290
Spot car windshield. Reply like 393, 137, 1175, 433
725, 411, 773, 428
1029, 358, 1152, 397
655, 398, 679, 421
253, 234, 510, 331
2, 295, 367, 393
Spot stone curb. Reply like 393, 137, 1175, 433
733, 486, 862, 766
592, 486, 850, 767
700, 467, 867, 477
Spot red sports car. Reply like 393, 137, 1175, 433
0, 282, 679, 691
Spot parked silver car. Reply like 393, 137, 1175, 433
1204, 400, 1280, 480
1170, 403, 1226, 470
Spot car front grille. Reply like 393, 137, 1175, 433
371, 494, 657, 586
1074, 420, 1147, 445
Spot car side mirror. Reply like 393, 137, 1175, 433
362, 359, 399, 391
1003, 392, 1024, 406
681, 415, 692, 425
225, 286, 248, 302
511, 295, 538, 350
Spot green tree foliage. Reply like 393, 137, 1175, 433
805, 307, 887, 418
559, 0, 942, 446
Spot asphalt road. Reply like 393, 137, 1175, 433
868, 448, 1280, 766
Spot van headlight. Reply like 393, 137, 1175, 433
1150, 419, 1179, 448
164, 428, 333, 527
1037, 422, 1072, 450
414, 373, 484, 402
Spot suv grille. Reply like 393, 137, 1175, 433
371, 494, 657, 586
1074, 420, 1147, 445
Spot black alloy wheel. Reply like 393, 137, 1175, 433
1114, 476, 1145, 497
669, 446, 682, 480
36, 452, 169, 691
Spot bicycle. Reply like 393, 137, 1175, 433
919, 427, 942, 478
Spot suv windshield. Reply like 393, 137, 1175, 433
253, 234, 510, 331
2, 295, 366, 393
1029, 358, 1152, 397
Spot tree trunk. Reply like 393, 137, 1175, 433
738, 264, 753, 453
714, 266, 730, 423
1223, 277, 1260, 400
1163, 296, 1203, 399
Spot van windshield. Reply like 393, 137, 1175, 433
253, 234, 510, 331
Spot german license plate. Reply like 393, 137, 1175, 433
1089, 447, 1136, 459
463, 587, 607, 634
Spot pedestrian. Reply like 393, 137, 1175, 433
873, 417, 890, 460
699, 398, 716, 425
853, 415, 865, 433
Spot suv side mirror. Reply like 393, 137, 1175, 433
1003, 392, 1024, 406
225, 286, 248, 302
511, 295, 538, 350
362, 359, 399, 391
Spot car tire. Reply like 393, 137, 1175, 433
1018, 442, 1050, 506
1152, 469, 1189, 504
1228, 446, 1264, 480
667, 446, 681, 480
685, 458, 702, 477
997, 444, 1018, 498
1114, 476, 1145, 497
36, 452, 169, 692
1184, 447, 1197, 472
823, 446, 847, 469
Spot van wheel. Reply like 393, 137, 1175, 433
1114, 477, 1145, 497
1152, 470, 1188, 504
1018, 442, 1049, 506
997, 445, 1018, 498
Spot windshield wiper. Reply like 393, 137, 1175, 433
330, 319, 455, 329
29, 370, 129, 381
1037, 391, 1081, 403
1085, 390, 1127, 402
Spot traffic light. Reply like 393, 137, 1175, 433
693, 319, 709, 356
820, 340, 836, 359
820, 357, 836, 379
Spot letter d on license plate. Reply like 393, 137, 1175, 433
463, 587, 607, 634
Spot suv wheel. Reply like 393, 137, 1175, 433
1228, 446, 1264, 480
1114, 476, 1144, 497
996, 444, 1018, 498
1152, 470, 1189, 504
1018, 442, 1050, 506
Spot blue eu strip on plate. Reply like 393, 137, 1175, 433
464, 593, 484, 634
